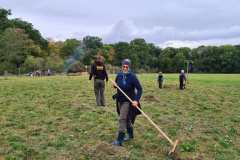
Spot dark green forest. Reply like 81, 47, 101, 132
0, 8, 240, 74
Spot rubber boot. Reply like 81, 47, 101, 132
112, 132, 125, 146
124, 127, 134, 141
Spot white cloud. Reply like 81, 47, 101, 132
158, 38, 240, 48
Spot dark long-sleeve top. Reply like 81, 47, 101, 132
115, 72, 142, 102
158, 75, 164, 82
179, 73, 186, 83
89, 62, 108, 81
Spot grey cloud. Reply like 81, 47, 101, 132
1, 0, 240, 47
103, 20, 240, 43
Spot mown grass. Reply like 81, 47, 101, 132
0, 74, 240, 160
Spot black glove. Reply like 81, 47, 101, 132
112, 93, 118, 100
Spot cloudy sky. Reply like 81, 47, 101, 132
1, 0, 240, 48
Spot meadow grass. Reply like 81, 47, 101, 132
0, 74, 239, 160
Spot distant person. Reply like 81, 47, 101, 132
158, 71, 164, 89
47, 69, 51, 76
35, 70, 41, 76
89, 55, 108, 106
112, 59, 143, 146
179, 69, 186, 90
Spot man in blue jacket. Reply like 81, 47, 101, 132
112, 59, 143, 146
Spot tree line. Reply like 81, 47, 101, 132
0, 8, 240, 74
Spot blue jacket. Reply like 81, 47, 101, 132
115, 72, 142, 102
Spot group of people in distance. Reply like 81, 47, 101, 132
89, 55, 187, 146
158, 69, 187, 90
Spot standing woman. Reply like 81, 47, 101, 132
112, 59, 143, 146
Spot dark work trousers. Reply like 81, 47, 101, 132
94, 79, 105, 106
159, 81, 163, 89
179, 81, 185, 90
118, 102, 132, 133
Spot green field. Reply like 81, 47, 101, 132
0, 74, 240, 160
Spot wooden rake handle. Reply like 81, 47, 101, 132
110, 79, 177, 147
